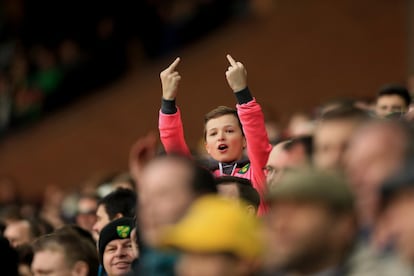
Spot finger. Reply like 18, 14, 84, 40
168, 57, 181, 71
226, 54, 237, 67
236, 61, 244, 68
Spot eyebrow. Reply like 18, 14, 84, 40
207, 125, 236, 131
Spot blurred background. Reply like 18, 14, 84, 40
0, 0, 411, 202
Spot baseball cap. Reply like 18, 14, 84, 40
160, 195, 262, 260
266, 169, 354, 212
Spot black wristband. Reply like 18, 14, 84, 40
235, 87, 253, 104
161, 98, 177, 114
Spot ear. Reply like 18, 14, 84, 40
114, 213, 123, 219
72, 261, 89, 276
243, 137, 247, 149
245, 205, 257, 216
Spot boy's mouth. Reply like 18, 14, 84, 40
217, 144, 228, 151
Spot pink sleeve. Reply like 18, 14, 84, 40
237, 98, 272, 214
158, 108, 192, 157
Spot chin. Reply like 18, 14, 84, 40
113, 268, 130, 275
216, 157, 235, 163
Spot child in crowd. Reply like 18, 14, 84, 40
158, 54, 272, 214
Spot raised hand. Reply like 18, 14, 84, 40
160, 57, 181, 100
225, 54, 247, 93
129, 132, 158, 184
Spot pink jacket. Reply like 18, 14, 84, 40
159, 98, 272, 215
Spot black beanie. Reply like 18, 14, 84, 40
98, 217, 135, 264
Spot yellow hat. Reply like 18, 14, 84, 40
160, 195, 262, 260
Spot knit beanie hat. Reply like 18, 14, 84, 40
98, 217, 135, 263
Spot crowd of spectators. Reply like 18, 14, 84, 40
0, 51, 414, 275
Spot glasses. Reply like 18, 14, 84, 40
263, 166, 278, 177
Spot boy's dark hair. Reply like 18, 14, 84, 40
377, 84, 412, 106
215, 176, 260, 210
98, 188, 136, 220
204, 106, 244, 139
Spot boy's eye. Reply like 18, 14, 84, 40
226, 129, 234, 133
209, 132, 217, 136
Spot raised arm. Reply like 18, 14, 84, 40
226, 54, 272, 214
158, 58, 191, 157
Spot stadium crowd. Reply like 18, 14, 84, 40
1, 54, 414, 276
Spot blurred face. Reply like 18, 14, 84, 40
139, 159, 194, 246
344, 125, 405, 226
92, 205, 111, 237
384, 190, 414, 263
76, 198, 97, 233
176, 253, 249, 276
265, 142, 307, 186
4, 221, 31, 247
205, 114, 246, 163
376, 95, 407, 118
103, 239, 135, 276
265, 201, 344, 273
32, 249, 83, 276
265, 143, 289, 185
314, 120, 357, 171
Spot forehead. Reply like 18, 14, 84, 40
205, 114, 239, 130
267, 143, 289, 167
106, 238, 130, 247
139, 159, 192, 193
377, 95, 406, 105
32, 249, 67, 270
7, 221, 29, 232
315, 120, 357, 144
141, 159, 191, 183
97, 204, 108, 215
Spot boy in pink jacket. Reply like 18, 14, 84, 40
158, 55, 272, 214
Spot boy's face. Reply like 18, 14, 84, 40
205, 114, 246, 163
